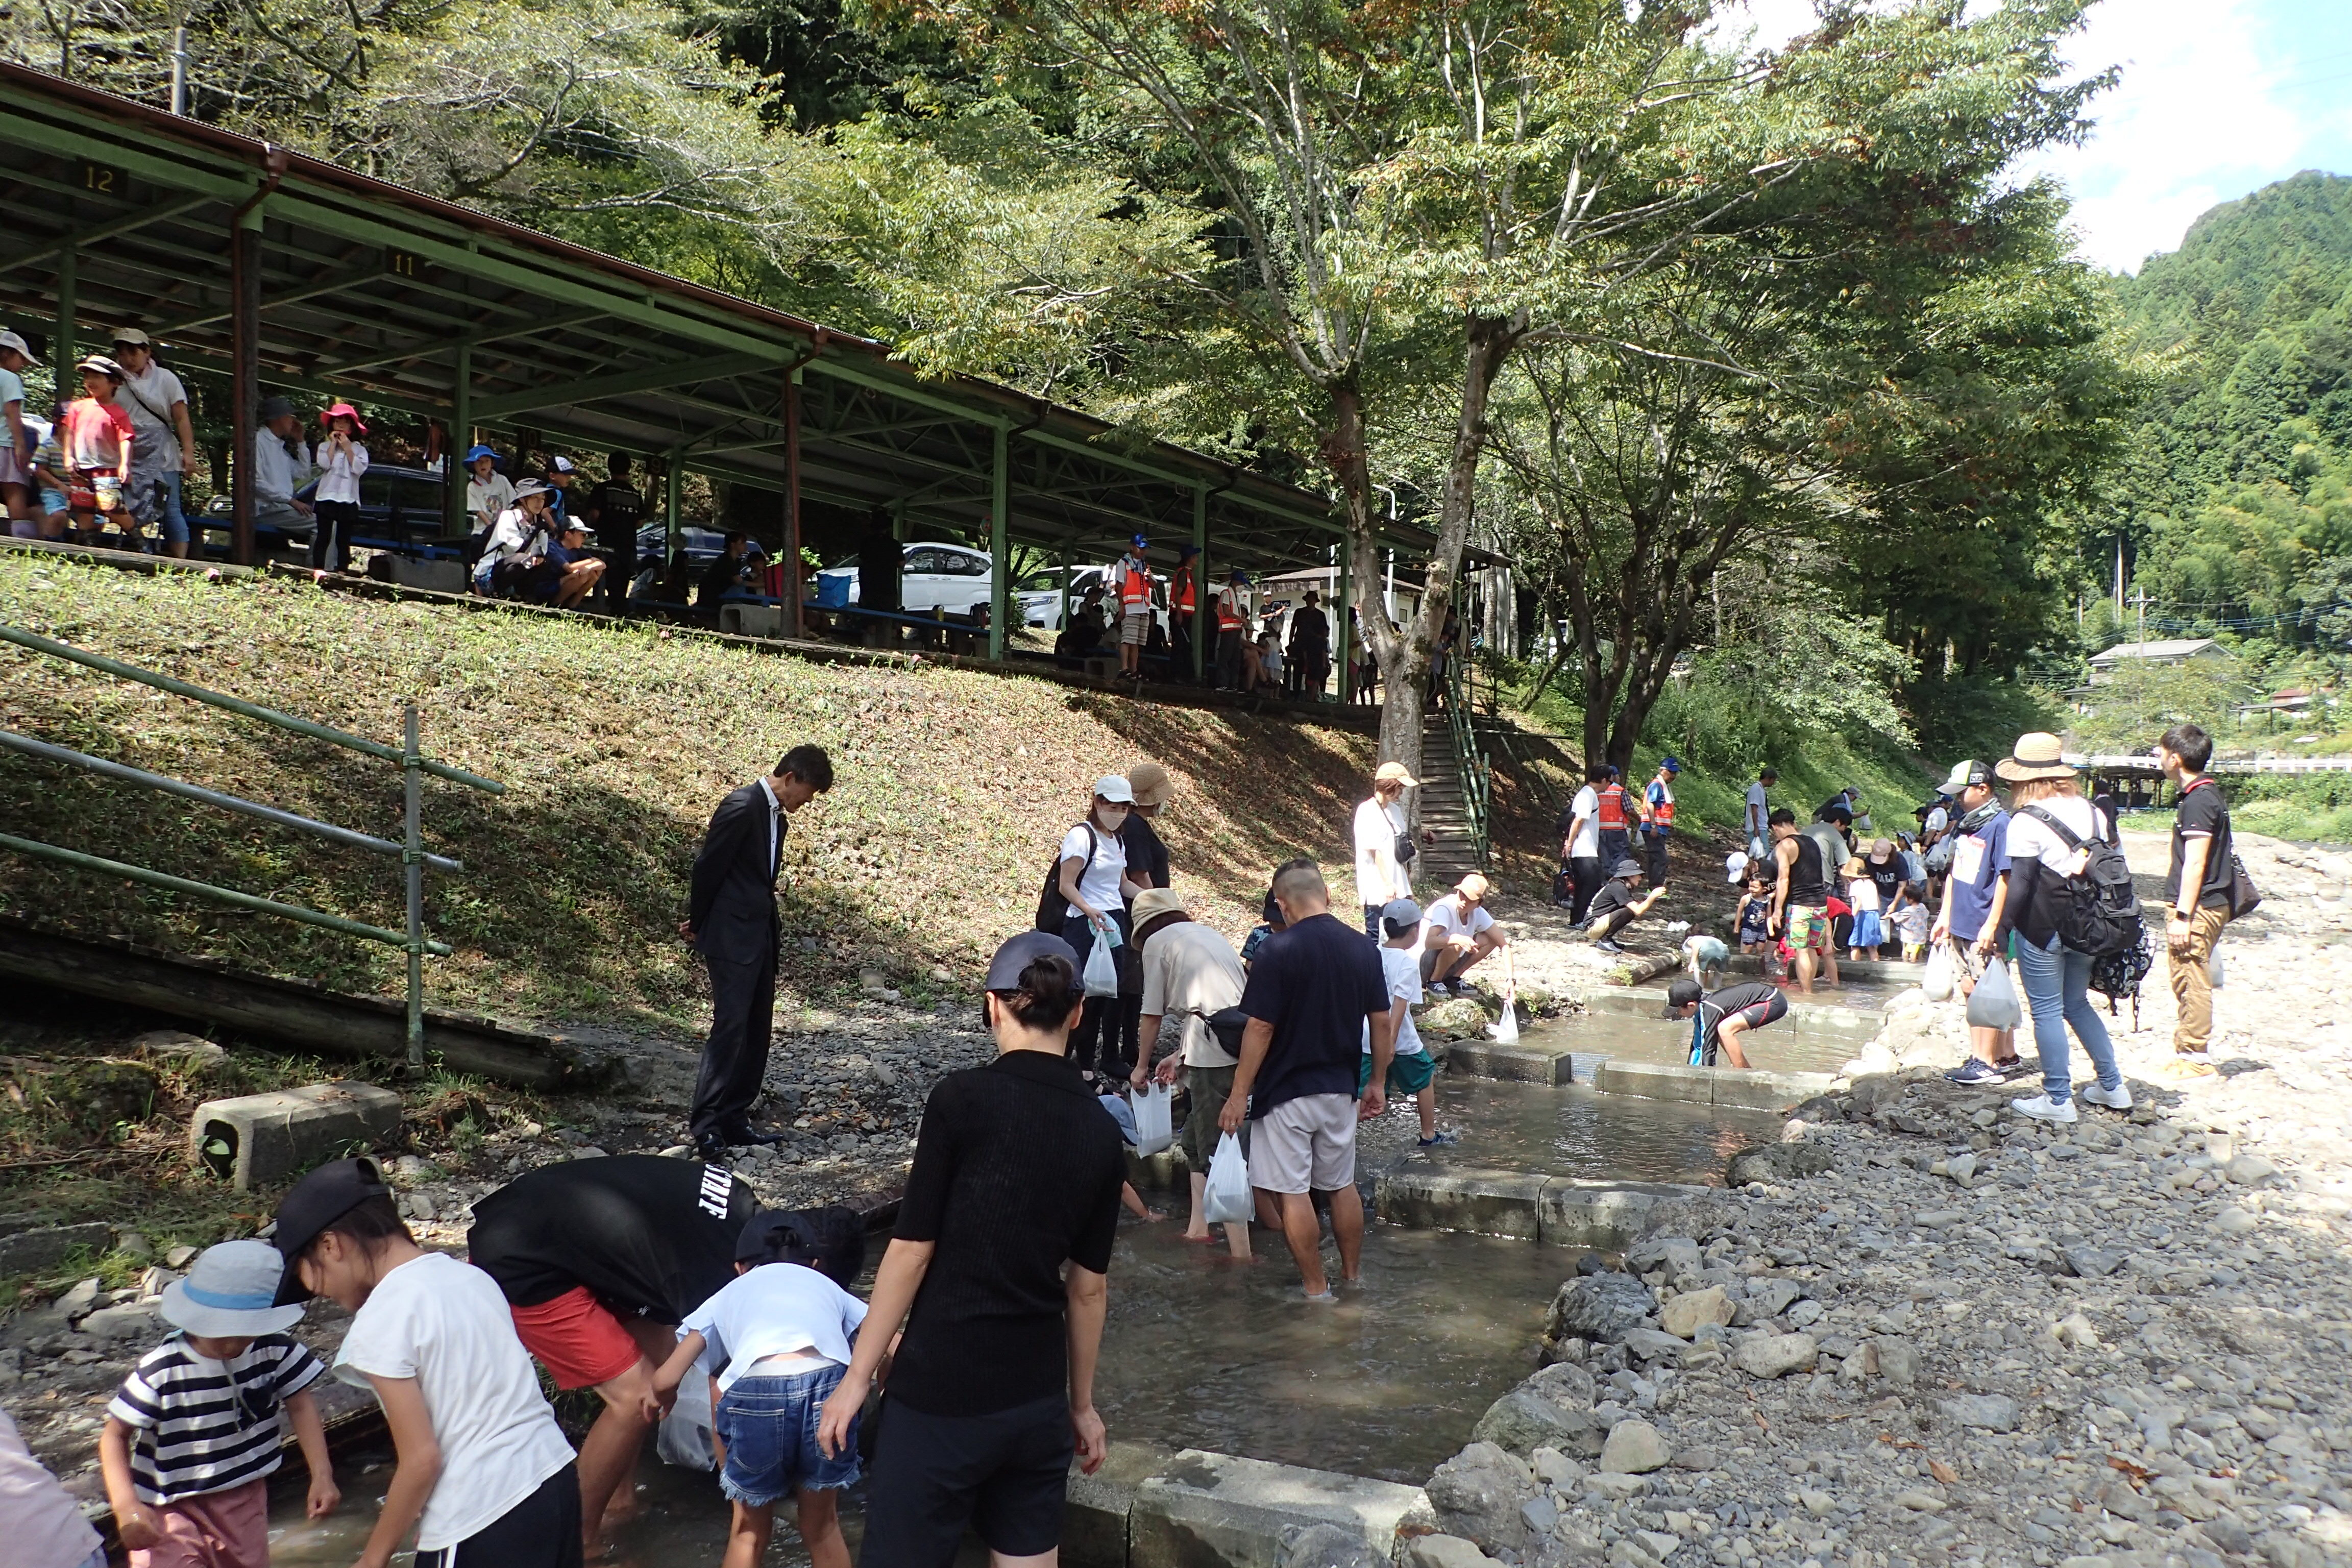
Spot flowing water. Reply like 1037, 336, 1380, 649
262, 1014, 1850, 1562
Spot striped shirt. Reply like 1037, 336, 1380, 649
107, 1333, 325, 1504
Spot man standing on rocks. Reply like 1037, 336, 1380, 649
1638, 757, 1681, 885
2158, 722, 2235, 1082
1353, 761, 1417, 937
1220, 860, 1393, 1301
680, 745, 835, 1158
1745, 766, 1776, 859
1928, 758, 2021, 1087
1561, 764, 1605, 921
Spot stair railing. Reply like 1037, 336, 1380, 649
1440, 653, 1491, 871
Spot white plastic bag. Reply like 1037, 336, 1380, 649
1131, 1082, 1173, 1156
1204, 1132, 1252, 1225
2208, 950, 2224, 990
654, 1373, 716, 1471
1921, 942, 1955, 1002
1082, 926, 1120, 998
1488, 989, 1520, 1043
1966, 958, 2022, 1030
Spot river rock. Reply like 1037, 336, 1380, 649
2225, 1153, 2279, 1185
1543, 1272, 1655, 1348
1725, 1142, 1836, 1187
1621, 1329, 1687, 1365
1279, 1522, 1386, 1568
2064, 1244, 2124, 1278
1742, 1278, 1802, 1319
1426, 1442, 1539, 1555
1406, 1536, 1497, 1568
1472, 1364, 1607, 1458
78, 1302, 160, 1341
1874, 1339, 1919, 1386
1659, 1287, 1733, 1339
55, 1278, 101, 1320
2213, 1207, 2257, 1235
1734, 1332, 1818, 1379
1627, 1236, 1701, 1281
1941, 1393, 2020, 1432
1419, 998, 1495, 1040
1599, 1419, 1671, 1475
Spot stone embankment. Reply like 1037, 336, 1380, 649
1409, 832, 2352, 1568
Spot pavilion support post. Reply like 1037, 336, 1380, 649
1059, 537, 1072, 634
1191, 486, 1208, 682
228, 225, 258, 567
989, 423, 1009, 662
782, 370, 803, 639
53, 244, 76, 400
664, 448, 683, 568
444, 343, 471, 538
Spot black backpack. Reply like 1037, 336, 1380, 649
1035, 825, 1096, 932
2019, 805, 2143, 958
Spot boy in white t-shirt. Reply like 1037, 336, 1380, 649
653, 1209, 869, 1568
274, 1159, 580, 1568
1362, 898, 1453, 1145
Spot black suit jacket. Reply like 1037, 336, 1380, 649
689, 781, 782, 963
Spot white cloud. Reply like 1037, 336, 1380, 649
1707, 0, 2352, 275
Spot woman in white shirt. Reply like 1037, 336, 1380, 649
1056, 774, 1149, 1074
463, 444, 515, 537
1990, 733, 2127, 1125
1352, 761, 1416, 934
472, 479, 552, 596
309, 402, 370, 573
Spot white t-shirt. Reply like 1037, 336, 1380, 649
677, 1263, 868, 1394
1924, 803, 1949, 837
118, 363, 188, 471
1362, 943, 1426, 1058
0, 366, 22, 414
334, 1252, 574, 1552
1059, 821, 1128, 919
312, 439, 369, 506
1353, 796, 1409, 908
1744, 781, 1770, 833
466, 473, 516, 532
1423, 894, 1495, 948
2006, 795, 2107, 875
1845, 874, 1880, 913
1567, 785, 1600, 858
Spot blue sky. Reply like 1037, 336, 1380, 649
1726, 0, 2352, 274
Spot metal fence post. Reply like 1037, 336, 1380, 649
403, 703, 425, 1065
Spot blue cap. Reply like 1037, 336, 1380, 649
464, 444, 500, 463
1131, 533, 1149, 551
1229, 570, 1250, 585
1661, 756, 1681, 773
1179, 543, 1199, 559
985, 930, 1079, 992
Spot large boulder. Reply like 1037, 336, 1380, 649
1426, 1442, 1540, 1556
1541, 1272, 1655, 1351
1472, 1363, 1607, 1458
1418, 997, 1497, 1041
1659, 1287, 1733, 1340
1733, 1333, 1819, 1380
1725, 1142, 1836, 1187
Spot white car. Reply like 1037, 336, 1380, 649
814, 542, 994, 615
1016, 566, 1111, 631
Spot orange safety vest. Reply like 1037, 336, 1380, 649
1172, 565, 1196, 614
1647, 776, 1676, 827
1597, 782, 1629, 831
1116, 557, 1152, 609
1216, 589, 1245, 632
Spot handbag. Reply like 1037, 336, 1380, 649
1394, 830, 1418, 867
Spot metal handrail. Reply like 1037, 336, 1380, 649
1441, 655, 1491, 871
0, 623, 502, 1063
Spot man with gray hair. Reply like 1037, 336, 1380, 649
1219, 859, 1393, 1301
251, 396, 315, 536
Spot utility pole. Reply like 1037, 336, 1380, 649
169, 24, 188, 114
2133, 585, 2148, 648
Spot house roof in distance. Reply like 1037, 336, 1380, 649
2089, 637, 2227, 665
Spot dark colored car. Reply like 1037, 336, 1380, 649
202, 464, 454, 554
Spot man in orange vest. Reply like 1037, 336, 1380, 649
1215, 570, 1249, 690
1595, 765, 1632, 875
1170, 543, 1200, 681
1114, 533, 1154, 678
1640, 756, 1681, 884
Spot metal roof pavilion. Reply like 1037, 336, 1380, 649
0, 62, 1415, 658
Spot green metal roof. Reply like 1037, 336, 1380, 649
0, 61, 1417, 574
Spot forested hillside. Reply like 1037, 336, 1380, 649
2102, 173, 2352, 660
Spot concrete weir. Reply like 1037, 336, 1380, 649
1588, 1059, 1840, 1110
1065, 1443, 1433, 1568
1373, 1165, 1720, 1250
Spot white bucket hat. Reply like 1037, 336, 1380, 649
160, 1239, 307, 1337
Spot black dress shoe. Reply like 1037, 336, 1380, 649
693, 1132, 733, 1163
725, 1123, 791, 1146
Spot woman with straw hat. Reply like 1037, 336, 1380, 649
1988, 732, 2133, 1125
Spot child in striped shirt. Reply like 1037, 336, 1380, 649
99, 1239, 337, 1568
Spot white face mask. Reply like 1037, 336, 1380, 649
1097, 806, 1130, 831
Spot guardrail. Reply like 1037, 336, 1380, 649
1441, 654, 1492, 871
0, 623, 504, 1063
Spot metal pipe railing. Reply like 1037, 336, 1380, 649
0, 729, 464, 875
0, 832, 451, 953
1442, 655, 1491, 871
0, 624, 505, 795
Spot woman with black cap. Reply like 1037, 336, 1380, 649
816, 930, 1126, 1568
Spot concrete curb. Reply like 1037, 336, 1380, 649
1374, 1165, 1721, 1249
1589, 1060, 1840, 1111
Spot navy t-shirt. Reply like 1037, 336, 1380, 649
1943, 809, 2011, 942
1238, 912, 1388, 1115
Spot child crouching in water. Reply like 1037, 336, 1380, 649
654, 1208, 869, 1568
101, 1240, 337, 1568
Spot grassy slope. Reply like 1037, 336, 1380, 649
0, 554, 1374, 1033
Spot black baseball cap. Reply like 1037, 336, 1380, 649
271, 1156, 390, 1304
737, 1208, 811, 1265
985, 929, 1079, 991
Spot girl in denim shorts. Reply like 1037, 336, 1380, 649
652, 1208, 869, 1568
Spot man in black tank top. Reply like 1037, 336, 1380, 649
1767, 808, 1840, 993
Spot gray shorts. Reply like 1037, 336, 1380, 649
1119, 610, 1150, 646
1247, 1092, 1357, 1194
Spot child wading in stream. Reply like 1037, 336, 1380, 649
653, 1208, 870, 1568
100, 1240, 337, 1568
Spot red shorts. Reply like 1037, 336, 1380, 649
508, 1285, 642, 1389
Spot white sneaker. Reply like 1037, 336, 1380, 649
2011, 1093, 2078, 1124
2078, 1082, 2134, 1111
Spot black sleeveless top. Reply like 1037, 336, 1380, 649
1784, 834, 1828, 905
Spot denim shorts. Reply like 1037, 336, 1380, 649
716, 1362, 861, 1506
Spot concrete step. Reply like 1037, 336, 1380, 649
1375, 1165, 1724, 1249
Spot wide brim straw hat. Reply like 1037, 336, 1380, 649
1995, 731, 2075, 783
1126, 763, 1173, 809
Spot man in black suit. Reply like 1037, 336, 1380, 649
680, 744, 834, 1157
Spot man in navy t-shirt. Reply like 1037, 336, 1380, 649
1927, 758, 2019, 1086
1220, 858, 1393, 1301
